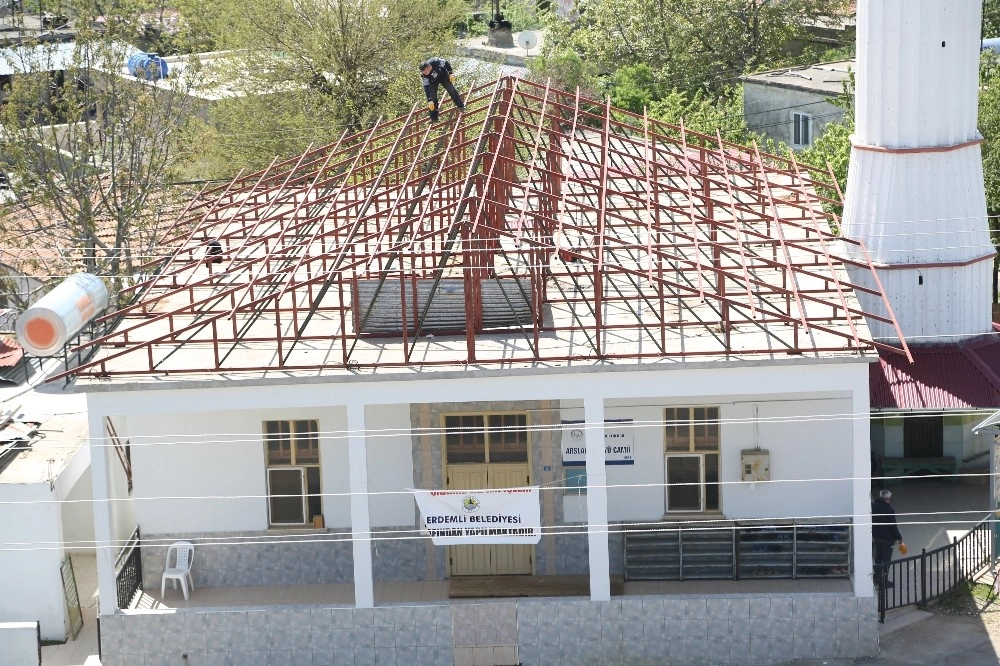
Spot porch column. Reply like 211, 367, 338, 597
87, 406, 118, 614
852, 389, 874, 597
584, 396, 611, 601
347, 401, 375, 608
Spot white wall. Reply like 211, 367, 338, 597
127, 406, 357, 533
563, 395, 855, 523
366, 403, 416, 527
742, 82, 846, 150
880, 416, 904, 458
723, 398, 854, 520
0, 483, 67, 640
60, 467, 95, 553
125, 403, 416, 533
91, 361, 870, 535
952, 413, 993, 463
559, 403, 666, 523
0, 621, 40, 666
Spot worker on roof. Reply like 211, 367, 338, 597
419, 57, 464, 123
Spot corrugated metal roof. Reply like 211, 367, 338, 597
870, 337, 1000, 409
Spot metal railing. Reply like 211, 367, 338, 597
878, 513, 994, 623
114, 526, 143, 610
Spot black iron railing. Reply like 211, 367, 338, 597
114, 526, 143, 610
878, 513, 994, 623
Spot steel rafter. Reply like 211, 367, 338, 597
52, 76, 910, 382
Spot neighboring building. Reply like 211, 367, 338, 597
60, 74, 907, 664
0, 41, 80, 108
0, 388, 101, 641
740, 60, 854, 150
841, 1, 1000, 475
0, 333, 27, 383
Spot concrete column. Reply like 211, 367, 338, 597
852, 388, 874, 598
347, 401, 375, 608
584, 396, 610, 601
87, 404, 118, 614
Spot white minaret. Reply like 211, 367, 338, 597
842, 0, 995, 344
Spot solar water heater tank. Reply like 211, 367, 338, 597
15, 273, 109, 356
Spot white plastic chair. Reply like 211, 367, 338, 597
161, 541, 195, 600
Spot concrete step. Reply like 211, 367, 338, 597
879, 607, 932, 636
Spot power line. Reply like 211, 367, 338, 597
11, 408, 1000, 452
4, 218, 1000, 257
0, 503, 993, 552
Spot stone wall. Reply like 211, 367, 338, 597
99, 593, 877, 666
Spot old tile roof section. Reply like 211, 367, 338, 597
0, 335, 23, 369
871, 335, 1000, 409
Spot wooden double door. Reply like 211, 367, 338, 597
446, 463, 533, 576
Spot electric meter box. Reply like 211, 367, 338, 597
741, 449, 771, 482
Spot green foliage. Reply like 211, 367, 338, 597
985, 0, 1000, 39
797, 116, 851, 209
983, 54, 1000, 220
0, 27, 201, 296
500, 0, 544, 31
180, 0, 465, 175
798, 71, 854, 201
546, 0, 852, 95
602, 64, 663, 114
527, 46, 598, 94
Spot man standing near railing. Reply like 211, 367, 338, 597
872, 489, 906, 587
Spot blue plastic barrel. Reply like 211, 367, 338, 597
127, 52, 168, 80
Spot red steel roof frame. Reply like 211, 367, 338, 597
54, 76, 910, 381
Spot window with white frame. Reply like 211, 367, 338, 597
264, 420, 321, 526
664, 407, 720, 512
792, 112, 812, 146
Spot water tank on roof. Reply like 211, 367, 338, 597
127, 52, 168, 80
15, 273, 109, 357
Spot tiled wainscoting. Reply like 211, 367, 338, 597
99, 593, 877, 666
141, 529, 629, 588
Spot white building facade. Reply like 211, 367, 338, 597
82, 357, 880, 665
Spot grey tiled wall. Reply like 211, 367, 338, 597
100, 593, 877, 666
141, 532, 357, 588
144, 528, 436, 587
142, 523, 628, 588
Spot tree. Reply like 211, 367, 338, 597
0, 18, 203, 304
181, 0, 466, 175
544, 0, 852, 94
527, 46, 598, 95
798, 71, 854, 209
984, 0, 1000, 39
980, 53, 1000, 301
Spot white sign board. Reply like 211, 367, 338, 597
561, 419, 635, 466
413, 488, 541, 545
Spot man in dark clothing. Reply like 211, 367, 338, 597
872, 489, 905, 587
204, 237, 224, 270
420, 57, 464, 123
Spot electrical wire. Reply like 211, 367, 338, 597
8, 409, 1000, 452
0, 500, 995, 551
4, 217, 1000, 278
